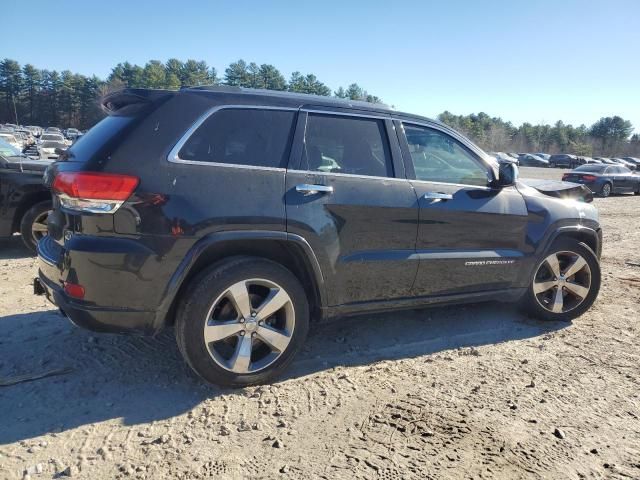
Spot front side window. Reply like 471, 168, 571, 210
302, 113, 393, 177
178, 108, 296, 168
403, 124, 488, 187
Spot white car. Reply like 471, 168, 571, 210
0, 133, 22, 151
38, 133, 67, 145
38, 140, 67, 159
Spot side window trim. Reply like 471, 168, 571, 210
167, 104, 299, 171
396, 121, 493, 188
292, 109, 397, 180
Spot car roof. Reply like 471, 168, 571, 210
105, 86, 448, 128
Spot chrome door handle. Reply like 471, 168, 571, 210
296, 184, 334, 195
423, 191, 453, 200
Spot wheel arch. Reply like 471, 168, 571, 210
543, 226, 601, 260
155, 231, 326, 331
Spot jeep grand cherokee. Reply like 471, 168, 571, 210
36, 87, 602, 386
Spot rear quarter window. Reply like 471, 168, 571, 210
177, 108, 296, 169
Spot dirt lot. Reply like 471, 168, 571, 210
1, 167, 639, 479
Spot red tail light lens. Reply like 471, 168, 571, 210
581, 175, 597, 182
562, 174, 569, 181
52, 172, 139, 213
63, 281, 85, 299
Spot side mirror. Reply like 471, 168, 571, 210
54, 148, 65, 155
496, 160, 518, 187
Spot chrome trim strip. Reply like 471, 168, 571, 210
409, 178, 493, 191
167, 105, 299, 167
301, 108, 391, 121
287, 169, 407, 182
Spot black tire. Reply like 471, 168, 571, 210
19, 200, 52, 253
599, 182, 612, 198
520, 238, 600, 322
175, 256, 310, 386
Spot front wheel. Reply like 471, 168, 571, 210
175, 257, 310, 386
520, 239, 600, 322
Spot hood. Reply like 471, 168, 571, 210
518, 178, 594, 203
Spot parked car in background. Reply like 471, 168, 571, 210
517, 153, 549, 167
45, 127, 62, 133
549, 154, 578, 168
16, 129, 36, 146
489, 152, 516, 163
0, 133, 23, 151
562, 164, 640, 197
621, 157, 640, 169
38, 140, 68, 159
535, 153, 551, 160
36, 87, 602, 386
64, 128, 80, 140
0, 139, 53, 251
594, 157, 615, 165
611, 158, 637, 170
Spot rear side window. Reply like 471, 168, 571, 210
178, 108, 296, 168
302, 114, 393, 177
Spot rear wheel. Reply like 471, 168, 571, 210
521, 239, 600, 322
19, 201, 52, 253
600, 182, 612, 198
175, 257, 310, 386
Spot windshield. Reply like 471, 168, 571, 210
41, 141, 66, 149
0, 138, 21, 156
41, 134, 64, 141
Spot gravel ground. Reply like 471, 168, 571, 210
1, 167, 639, 479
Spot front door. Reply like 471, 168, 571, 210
285, 111, 418, 306
397, 122, 529, 297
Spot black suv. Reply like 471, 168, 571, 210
36, 87, 602, 386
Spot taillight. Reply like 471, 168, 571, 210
52, 172, 139, 214
581, 175, 597, 182
562, 174, 570, 181
63, 281, 85, 299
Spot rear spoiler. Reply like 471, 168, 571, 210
101, 88, 175, 115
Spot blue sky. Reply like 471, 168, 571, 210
5, 0, 640, 131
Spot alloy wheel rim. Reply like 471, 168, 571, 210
603, 184, 611, 196
533, 250, 592, 314
31, 211, 49, 242
203, 278, 295, 374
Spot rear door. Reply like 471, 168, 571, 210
396, 121, 528, 297
608, 166, 627, 192
285, 110, 418, 306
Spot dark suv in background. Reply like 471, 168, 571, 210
36, 87, 602, 386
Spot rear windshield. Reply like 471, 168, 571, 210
65, 115, 134, 162
574, 165, 605, 173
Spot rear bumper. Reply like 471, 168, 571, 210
36, 234, 160, 335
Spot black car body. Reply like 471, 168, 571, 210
549, 154, 578, 168
0, 141, 53, 250
36, 87, 603, 385
517, 153, 549, 167
562, 164, 640, 197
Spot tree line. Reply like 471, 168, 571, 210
438, 111, 639, 157
1, 57, 638, 156
0, 58, 381, 130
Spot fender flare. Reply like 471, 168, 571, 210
152, 230, 326, 330
537, 225, 601, 259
